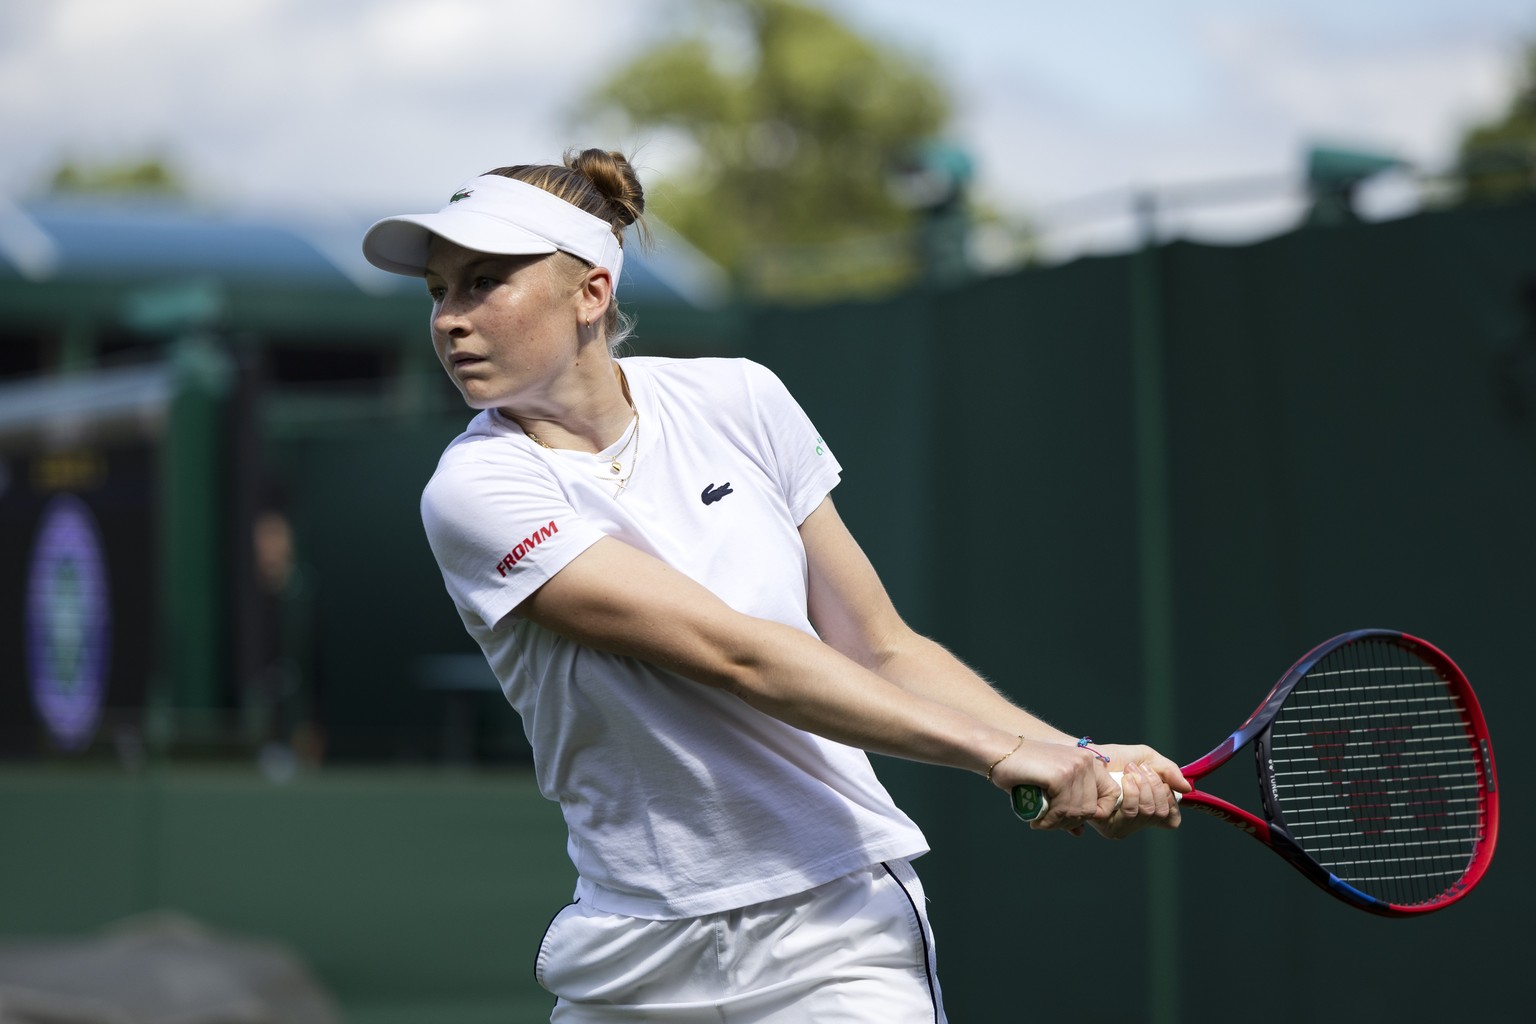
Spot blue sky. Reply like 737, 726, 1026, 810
1, 0, 1531, 258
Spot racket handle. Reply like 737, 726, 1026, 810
1012, 771, 1125, 822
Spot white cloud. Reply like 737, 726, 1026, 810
1198, 12, 1520, 169
0, 0, 657, 209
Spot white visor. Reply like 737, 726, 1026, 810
361, 174, 624, 285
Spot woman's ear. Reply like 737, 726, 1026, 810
577, 265, 613, 328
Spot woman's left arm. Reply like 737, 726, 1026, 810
801, 497, 1188, 836
803, 497, 1072, 742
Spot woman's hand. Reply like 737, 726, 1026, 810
990, 739, 1122, 835
1087, 743, 1192, 839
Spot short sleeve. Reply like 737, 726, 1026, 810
420, 445, 606, 628
742, 361, 842, 524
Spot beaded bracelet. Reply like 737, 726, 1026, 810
985, 735, 1026, 782
1077, 736, 1112, 764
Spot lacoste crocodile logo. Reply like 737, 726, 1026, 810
701, 482, 734, 505
449, 189, 473, 203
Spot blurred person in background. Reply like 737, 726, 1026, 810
361, 148, 1189, 1023
250, 480, 322, 777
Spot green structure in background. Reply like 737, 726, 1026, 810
161, 331, 234, 735
1128, 194, 1180, 1024
738, 197, 1535, 1024
2, 193, 1534, 1022
1304, 144, 1410, 227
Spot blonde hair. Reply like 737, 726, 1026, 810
484, 149, 648, 349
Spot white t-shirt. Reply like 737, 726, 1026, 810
421, 356, 928, 919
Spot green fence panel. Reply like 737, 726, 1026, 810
735, 199, 1536, 1022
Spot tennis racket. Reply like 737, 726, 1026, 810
1012, 629, 1499, 916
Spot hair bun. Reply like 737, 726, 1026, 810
565, 148, 645, 229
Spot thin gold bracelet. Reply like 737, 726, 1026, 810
985, 735, 1026, 782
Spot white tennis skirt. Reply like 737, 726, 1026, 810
536, 858, 946, 1023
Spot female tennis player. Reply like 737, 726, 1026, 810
362, 149, 1189, 1023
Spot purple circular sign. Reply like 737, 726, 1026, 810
26, 494, 111, 752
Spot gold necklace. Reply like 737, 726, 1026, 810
524, 416, 635, 471
522, 367, 639, 488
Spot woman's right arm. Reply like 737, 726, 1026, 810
515, 535, 1119, 831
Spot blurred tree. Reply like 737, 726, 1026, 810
1455, 42, 1536, 204
582, 0, 952, 298
47, 155, 187, 197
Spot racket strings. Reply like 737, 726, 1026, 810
1265, 638, 1487, 907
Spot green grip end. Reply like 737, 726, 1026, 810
1011, 784, 1045, 822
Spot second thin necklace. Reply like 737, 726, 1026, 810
523, 366, 639, 494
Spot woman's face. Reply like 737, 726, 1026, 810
424, 236, 583, 411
